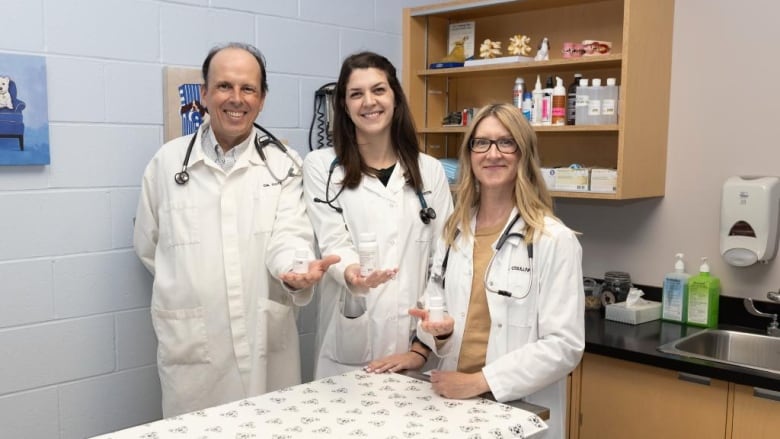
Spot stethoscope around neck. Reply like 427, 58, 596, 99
174, 122, 302, 185
312, 157, 437, 225
438, 213, 535, 299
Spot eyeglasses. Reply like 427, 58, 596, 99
469, 137, 519, 153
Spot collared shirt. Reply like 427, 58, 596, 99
201, 127, 252, 172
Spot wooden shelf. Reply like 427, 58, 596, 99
404, 0, 675, 200
419, 54, 622, 78
420, 125, 618, 134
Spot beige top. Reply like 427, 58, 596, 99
457, 222, 503, 373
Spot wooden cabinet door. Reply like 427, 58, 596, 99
578, 353, 729, 439
731, 384, 780, 439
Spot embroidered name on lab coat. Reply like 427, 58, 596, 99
262, 182, 282, 188
511, 265, 531, 272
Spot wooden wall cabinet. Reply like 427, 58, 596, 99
402, 0, 675, 199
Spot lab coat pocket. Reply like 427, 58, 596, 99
253, 187, 280, 235
160, 202, 200, 247
152, 306, 210, 365
322, 305, 372, 365
506, 291, 537, 349
258, 298, 291, 353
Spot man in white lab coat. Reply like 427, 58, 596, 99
134, 43, 338, 417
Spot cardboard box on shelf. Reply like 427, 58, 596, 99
590, 168, 617, 193
554, 168, 589, 191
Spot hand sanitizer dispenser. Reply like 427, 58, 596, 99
720, 176, 780, 266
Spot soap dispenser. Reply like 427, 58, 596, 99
662, 253, 689, 323
686, 257, 720, 328
720, 176, 780, 266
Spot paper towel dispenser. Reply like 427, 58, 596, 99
720, 176, 780, 266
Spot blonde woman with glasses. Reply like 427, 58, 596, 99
410, 103, 584, 438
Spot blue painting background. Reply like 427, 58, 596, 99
0, 53, 50, 165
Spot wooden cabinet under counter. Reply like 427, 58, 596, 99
576, 353, 729, 439
730, 384, 780, 439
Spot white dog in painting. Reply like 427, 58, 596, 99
0, 76, 13, 110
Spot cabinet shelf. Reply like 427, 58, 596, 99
419, 54, 622, 78
403, 0, 675, 200
420, 125, 618, 134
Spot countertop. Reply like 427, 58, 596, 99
584, 310, 780, 391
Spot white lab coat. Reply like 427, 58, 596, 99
134, 127, 315, 417
303, 148, 453, 378
416, 209, 585, 439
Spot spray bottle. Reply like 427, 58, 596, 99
513, 77, 525, 109
531, 75, 544, 126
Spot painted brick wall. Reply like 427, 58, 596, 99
0, 0, 430, 437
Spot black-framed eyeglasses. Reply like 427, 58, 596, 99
469, 137, 519, 153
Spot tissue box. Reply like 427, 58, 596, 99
605, 300, 662, 325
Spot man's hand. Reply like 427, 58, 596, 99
344, 263, 398, 289
279, 254, 341, 290
429, 370, 489, 399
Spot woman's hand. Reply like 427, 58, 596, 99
409, 308, 454, 338
279, 254, 341, 290
364, 350, 427, 374
344, 263, 398, 289
429, 370, 489, 399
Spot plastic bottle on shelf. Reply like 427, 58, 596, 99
513, 77, 525, 109
552, 77, 566, 126
292, 248, 309, 274
541, 76, 553, 125
567, 73, 582, 125
531, 75, 544, 126
521, 91, 533, 121
588, 78, 603, 125
601, 77, 619, 124
575, 78, 590, 125
662, 253, 690, 323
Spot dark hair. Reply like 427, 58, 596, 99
333, 51, 422, 191
201, 42, 268, 96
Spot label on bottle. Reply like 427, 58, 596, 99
588, 99, 601, 116
359, 249, 377, 277
662, 278, 683, 321
292, 259, 308, 274
602, 99, 616, 115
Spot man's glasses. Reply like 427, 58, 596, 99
468, 137, 519, 153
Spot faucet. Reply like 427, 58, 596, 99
744, 291, 780, 336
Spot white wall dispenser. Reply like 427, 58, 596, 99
720, 176, 780, 266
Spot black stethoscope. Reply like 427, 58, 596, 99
436, 213, 534, 299
174, 122, 302, 185
313, 157, 437, 224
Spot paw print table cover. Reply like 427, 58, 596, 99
92, 369, 548, 439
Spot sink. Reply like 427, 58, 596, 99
657, 329, 780, 375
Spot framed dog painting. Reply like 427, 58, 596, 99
0, 53, 50, 165
163, 67, 206, 144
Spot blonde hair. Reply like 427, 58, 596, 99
444, 103, 555, 247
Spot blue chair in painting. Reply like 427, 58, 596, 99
0, 78, 26, 151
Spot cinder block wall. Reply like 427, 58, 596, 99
0, 1, 429, 437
